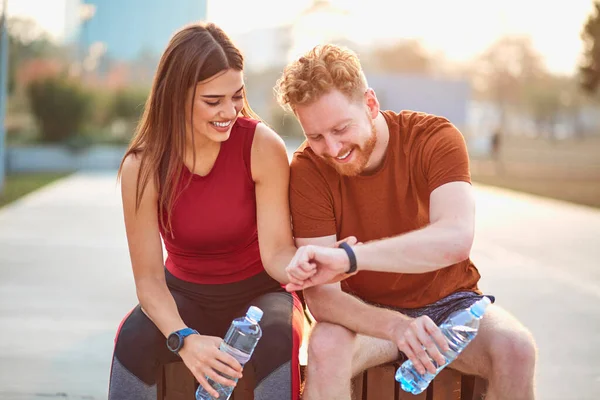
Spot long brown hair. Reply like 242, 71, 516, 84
118, 22, 259, 236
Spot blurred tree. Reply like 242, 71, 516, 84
86, 89, 114, 130
367, 40, 432, 74
27, 76, 92, 143
244, 67, 305, 138
245, 67, 284, 124
269, 105, 304, 138
7, 17, 62, 94
473, 36, 547, 128
112, 88, 148, 122
523, 75, 589, 139
16, 58, 62, 88
579, 1, 600, 94
107, 87, 149, 140
523, 77, 563, 139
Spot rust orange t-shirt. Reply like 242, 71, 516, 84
289, 110, 481, 309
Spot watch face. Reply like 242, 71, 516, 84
167, 333, 181, 351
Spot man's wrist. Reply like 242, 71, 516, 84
338, 242, 358, 274
387, 314, 410, 342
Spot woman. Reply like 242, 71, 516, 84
109, 22, 305, 400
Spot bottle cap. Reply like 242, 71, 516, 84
470, 296, 492, 318
246, 306, 263, 322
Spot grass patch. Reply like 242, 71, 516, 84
469, 135, 600, 209
470, 137, 600, 209
0, 172, 71, 208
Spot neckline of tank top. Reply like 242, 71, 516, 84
181, 141, 227, 180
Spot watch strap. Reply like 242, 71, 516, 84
338, 242, 357, 274
167, 327, 199, 354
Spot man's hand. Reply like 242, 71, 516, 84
285, 237, 358, 291
391, 316, 450, 375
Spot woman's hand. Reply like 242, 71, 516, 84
179, 334, 243, 398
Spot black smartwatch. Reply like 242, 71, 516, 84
166, 327, 199, 354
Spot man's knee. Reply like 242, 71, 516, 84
308, 322, 355, 364
490, 328, 537, 373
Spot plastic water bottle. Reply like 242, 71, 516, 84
195, 306, 263, 400
395, 296, 491, 394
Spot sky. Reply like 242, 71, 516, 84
7, 0, 597, 75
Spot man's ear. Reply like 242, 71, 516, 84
364, 88, 380, 119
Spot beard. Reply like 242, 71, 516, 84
324, 120, 378, 177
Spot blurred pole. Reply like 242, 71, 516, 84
0, 0, 8, 195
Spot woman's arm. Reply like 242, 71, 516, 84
120, 154, 242, 396
120, 153, 186, 337
251, 123, 298, 284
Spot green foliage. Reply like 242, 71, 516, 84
27, 76, 92, 143
580, 1, 600, 94
7, 17, 62, 95
268, 105, 304, 138
88, 89, 117, 129
111, 87, 148, 122
0, 172, 71, 208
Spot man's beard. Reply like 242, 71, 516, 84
325, 120, 377, 177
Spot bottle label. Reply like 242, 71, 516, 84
220, 342, 251, 365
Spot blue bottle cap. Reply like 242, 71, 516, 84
470, 296, 492, 318
247, 306, 263, 322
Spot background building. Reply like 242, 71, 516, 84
78, 0, 207, 61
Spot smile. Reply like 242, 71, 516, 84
336, 149, 353, 160
211, 120, 232, 128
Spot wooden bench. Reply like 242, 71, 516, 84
157, 360, 486, 399
157, 306, 486, 399
350, 363, 486, 400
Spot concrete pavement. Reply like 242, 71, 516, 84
0, 168, 598, 399
0, 172, 136, 399
471, 186, 600, 399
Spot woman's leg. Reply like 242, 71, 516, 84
108, 269, 299, 399
108, 286, 227, 400
108, 305, 179, 400
244, 291, 304, 400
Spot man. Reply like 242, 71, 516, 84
276, 44, 536, 400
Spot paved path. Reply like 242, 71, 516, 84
0, 166, 598, 399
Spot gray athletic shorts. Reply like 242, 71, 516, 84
383, 291, 495, 362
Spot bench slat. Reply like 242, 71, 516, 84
432, 369, 462, 400
162, 362, 194, 400
364, 364, 396, 400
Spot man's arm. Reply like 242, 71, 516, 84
297, 235, 449, 374
286, 181, 475, 290
296, 236, 411, 341
354, 181, 475, 273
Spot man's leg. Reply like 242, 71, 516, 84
449, 305, 537, 400
303, 322, 398, 400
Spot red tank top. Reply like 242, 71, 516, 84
161, 118, 264, 284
